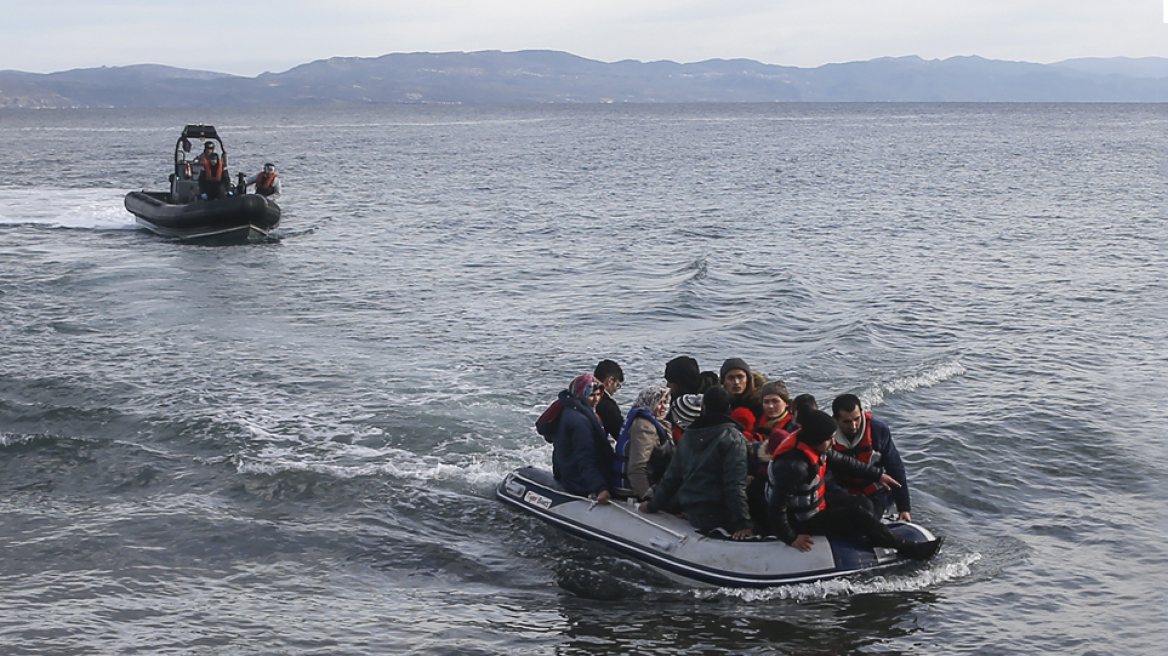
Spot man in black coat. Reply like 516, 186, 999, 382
640, 387, 753, 540
593, 359, 625, 440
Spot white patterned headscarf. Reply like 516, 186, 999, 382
632, 385, 670, 413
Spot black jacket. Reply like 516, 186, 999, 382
646, 415, 751, 532
596, 393, 623, 440
766, 448, 884, 545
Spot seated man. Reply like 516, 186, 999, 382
640, 387, 753, 540
720, 357, 764, 421
767, 409, 941, 560
830, 394, 911, 521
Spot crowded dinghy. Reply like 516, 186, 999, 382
497, 466, 939, 588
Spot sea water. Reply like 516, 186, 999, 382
1, 103, 1166, 654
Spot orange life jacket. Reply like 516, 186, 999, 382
256, 171, 277, 195
199, 153, 223, 181
831, 412, 880, 496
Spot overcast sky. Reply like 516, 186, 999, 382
5, 1, 1168, 76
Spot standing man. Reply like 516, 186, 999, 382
197, 141, 227, 200
593, 359, 625, 441
640, 386, 753, 540
830, 394, 912, 521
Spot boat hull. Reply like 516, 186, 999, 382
125, 191, 281, 244
496, 467, 936, 588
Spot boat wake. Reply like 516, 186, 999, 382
233, 438, 547, 490
699, 552, 980, 602
0, 188, 136, 230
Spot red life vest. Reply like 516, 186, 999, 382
256, 171, 277, 195
771, 434, 827, 521
832, 412, 880, 496
199, 153, 223, 181
764, 414, 797, 456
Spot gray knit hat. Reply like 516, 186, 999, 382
671, 394, 703, 429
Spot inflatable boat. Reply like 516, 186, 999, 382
496, 466, 938, 588
125, 124, 280, 244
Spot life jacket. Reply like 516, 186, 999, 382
758, 411, 794, 444
256, 171, 277, 196
773, 412, 797, 434
770, 434, 827, 522
831, 412, 881, 496
199, 153, 223, 181
610, 408, 670, 490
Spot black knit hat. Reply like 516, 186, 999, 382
664, 356, 702, 391
720, 357, 752, 380
797, 409, 838, 445
701, 386, 732, 416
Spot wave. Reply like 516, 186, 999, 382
860, 359, 967, 409
0, 188, 137, 230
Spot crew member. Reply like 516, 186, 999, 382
245, 163, 282, 199
197, 141, 227, 200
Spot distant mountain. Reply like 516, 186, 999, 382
1050, 57, 1168, 79
5, 50, 1168, 108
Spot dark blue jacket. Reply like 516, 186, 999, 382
829, 414, 911, 514
550, 392, 615, 496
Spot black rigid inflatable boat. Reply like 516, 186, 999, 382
125, 125, 280, 244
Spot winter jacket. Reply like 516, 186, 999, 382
830, 414, 910, 514
766, 440, 885, 545
612, 410, 674, 500
646, 414, 751, 533
596, 393, 624, 441
550, 392, 615, 496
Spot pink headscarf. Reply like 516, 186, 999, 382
568, 374, 601, 400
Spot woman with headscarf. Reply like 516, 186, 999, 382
611, 385, 674, 500
549, 374, 616, 504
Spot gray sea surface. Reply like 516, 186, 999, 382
1, 103, 1166, 655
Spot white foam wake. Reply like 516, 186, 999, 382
0, 187, 137, 230
233, 440, 550, 490
698, 552, 980, 601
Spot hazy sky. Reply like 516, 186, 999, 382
5, 1, 1168, 75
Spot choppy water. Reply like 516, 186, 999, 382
1, 103, 1166, 655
